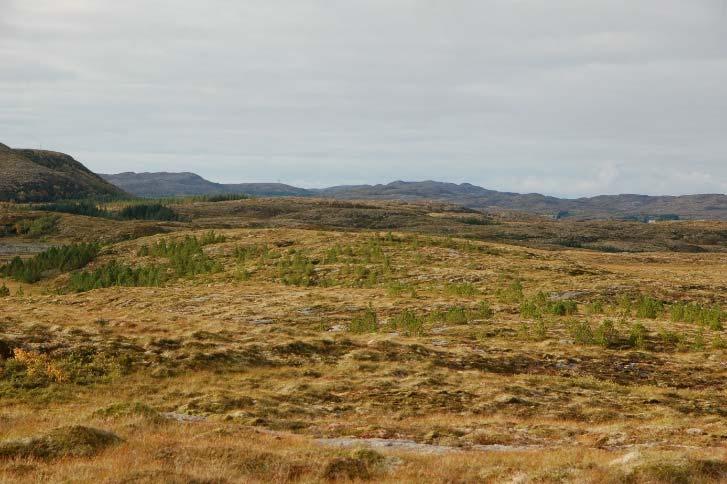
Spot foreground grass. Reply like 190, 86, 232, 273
0, 225, 725, 482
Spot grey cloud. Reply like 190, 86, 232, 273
1, 0, 725, 196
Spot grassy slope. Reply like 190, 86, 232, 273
0, 147, 127, 202
0, 201, 725, 482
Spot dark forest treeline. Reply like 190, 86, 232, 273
36, 201, 182, 221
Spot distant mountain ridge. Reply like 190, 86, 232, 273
102, 172, 727, 220
0, 143, 127, 202
100, 172, 310, 198
4, 141, 722, 220
320, 181, 727, 219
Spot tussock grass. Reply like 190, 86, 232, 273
0, 219, 725, 482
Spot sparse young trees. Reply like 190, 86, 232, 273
0, 243, 100, 283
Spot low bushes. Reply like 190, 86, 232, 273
278, 251, 317, 287
519, 292, 578, 318
429, 302, 493, 325
444, 282, 478, 297
670, 302, 724, 330
0, 243, 100, 283
390, 309, 426, 336
68, 261, 166, 292
13, 215, 59, 237
68, 233, 228, 292
635, 295, 664, 319
497, 280, 524, 303
349, 302, 493, 337
348, 306, 379, 334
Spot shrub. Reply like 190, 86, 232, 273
635, 295, 663, 319
519, 319, 548, 341
628, 323, 648, 349
430, 303, 493, 325
12, 348, 68, 383
444, 306, 468, 325
532, 319, 548, 340
519, 300, 540, 319
445, 282, 478, 297
199, 230, 227, 245
387, 282, 416, 298
658, 328, 682, 347
593, 320, 620, 348
0, 243, 100, 283
278, 251, 316, 286
691, 329, 706, 351
712, 335, 726, 350
473, 301, 494, 319
519, 293, 577, 318
584, 300, 604, 315
548, 300, 578, 316
459, 217, 490, 225
670, 302, 724, 330
348, 306, 378, 334
323, 245, 341, 264
14, 215, 59, 238
138, 234, 222, 277
0, 284, 9, 297
234, 267, 251, 281
497, 280, 524, 303
234, 243, 269, 263
350, 265, 381, 288
68, 260, 167, 292
568, 320, 593, 345
360, 238, 387, 264
391, 309, 425, 336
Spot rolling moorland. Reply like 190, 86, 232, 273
0, 192, 726, 483
0, 145, 725, 482
101, 172, 727, 221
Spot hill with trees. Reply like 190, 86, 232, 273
0, 143, 127, 202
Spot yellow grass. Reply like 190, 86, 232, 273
0, 207, 726, 482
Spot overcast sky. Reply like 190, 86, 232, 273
2, 0, 726, 197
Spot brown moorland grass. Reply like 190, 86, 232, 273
0, 201, 725, 482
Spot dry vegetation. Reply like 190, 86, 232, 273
0, 198, 725, 483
